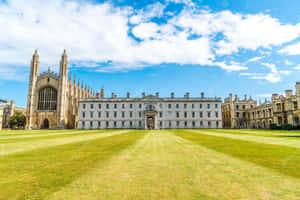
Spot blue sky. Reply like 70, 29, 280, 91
1, 0, 300, 107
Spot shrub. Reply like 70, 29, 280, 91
282, 123, 293, 130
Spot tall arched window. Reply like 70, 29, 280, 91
38, 87, 57, 111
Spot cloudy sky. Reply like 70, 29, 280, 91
1, 0, 300, 107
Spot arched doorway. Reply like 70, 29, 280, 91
43, 119, 49, 129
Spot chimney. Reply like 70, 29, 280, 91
127, 92, 130, 98
244, 94, 247, 101
142, 92, 145, 98
201, 92, 204, 98
234, 95, 238, 101
112, 92, 116, 99
171, 92, 174, 98
296, 82, 300, 96
96, 92, 100, 98
156, 92, 159, 97
184, 92, 190, 98
285, 90, 293, 98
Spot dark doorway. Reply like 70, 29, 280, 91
147, 116, 154, 129
43, 119, 49, 129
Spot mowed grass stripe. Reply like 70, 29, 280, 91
0, 129, 77, 137
0, 130, 129, 156
0, 130, 118, 144
47, 131, 300, 200
188, 129, 300, 148
173, 130, 300, 178
0, 130, 146, 200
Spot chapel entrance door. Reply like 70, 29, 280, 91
42, 119, 49, 129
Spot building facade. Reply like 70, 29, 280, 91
78, 92, 222, 129
0, 106, 3, 130
0, 99, 26, 129
26, 50, 95, 129
222, 82, 300, 128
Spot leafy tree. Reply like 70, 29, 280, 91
8, 111, 26, 129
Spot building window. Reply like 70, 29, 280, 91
192, 104, 194, 109
90, 121, 93, 128
168, 111, 172, 118
200, 121, 203, 126
130, 104, 133, 109
90, 112, 93, 118
82, 121, 85, 128
160, 112, 163, 118
98, 112, 101, 118
139, 104, 142, 109
184, 104, 187, 109
192, 121, 195, 127
114, 112, 117, 118
130, 112, 133, 118
83, 104, 86, 109
236, 105, 239, 110
139, 121, 142, 127
160, 104, 163, 109
129, 121, 133, 127
106, 104, 109, 109
37, 86, 57, 111
106, 112, 109, 118
200, 112, 203, 118
215, 112, 218, 118
90, 104, 94, 109
168, 104, 172, 109
184, 112, 187, 118
106, 121, 109, 128
208, 121, 211, 128
176, 104, 179, 109
208, 112, 211, 118
98, 121, 101, 128
122, 112, 125, 118
176, 121, 180, 127
160, 121, 162, 127
176, 112, 180, 118
200, 104, 202, 109
192, 112, 195, 118
169, 121, 172, 128
184, 121, 187, 127
114, 104, 117, 109
139, 112, 142, 118
122, 104, 125, 109
215, 104, 218, 109
82, 112, 85, 118
114, 121, 117, 128
216, 121, 219, 128
98, 104, 101, 109
122, 121, 125, 127
207, 104, 210, 109
242, 105, 246, 110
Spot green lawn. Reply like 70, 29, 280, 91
0, 129, 300, 200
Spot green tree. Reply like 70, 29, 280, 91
8, 111, 26, 129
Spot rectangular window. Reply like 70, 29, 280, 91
160, 112, 163, 118
139, 121, 142, 127
106, 121, 109, 128
90, 121, 93, 128
122, 112, 125, 118
169, 121, 172, 128
122, 121, 125, 127
114, 121, 117, 128
129, 121, 133, 127
192, 121, 195, 127
176, 112, 180, 118
114, 104, 117, 109
98, 104, 101, 109
83, 104, 86, 109
200, 104, 202, 109
192, 104, 194, 109
184, 112, 187, 118
215, 104, 218, 109
184, 104, 187, 109
176, 121, 180, 127
160, 104, 163, 109
160, 121, 162, 127
139, 104, 142, 109
114, 112, 117, 118
192, 112, 195, 118
82, 112, 85, 118
200, 112, 203, 118
216, 121, 219, 128
200, 121, 203, 126
106, 104, 109, 109
176, 104, 179, 109
207, 104, 210, 109
215, 112, 218, 118
184, 121, 187, 127
90, 104, 94, 109
130, 104, 133, 109
168, 111, 172, 118
168, 104, 172, 109
139, 112, 142, 118
98, 121, 101, 128
208, 112, 211, 118
106, 112, 109, 118
130, 112, 133, 118
208, 121, 211, 127
98, 112, 101, 118
122, 104, 125, 109
90, 112, 93, 118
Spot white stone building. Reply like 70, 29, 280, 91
78, 92, 222, 129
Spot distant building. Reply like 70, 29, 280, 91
26, 50, 95, 129
222, 82, 300, 128
78, 92, 222, 129
0, 99, 26, 129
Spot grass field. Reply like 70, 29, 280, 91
0, 129, 300, 200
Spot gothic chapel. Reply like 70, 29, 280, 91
26, 50, 96, 129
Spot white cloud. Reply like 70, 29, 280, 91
246, 56, 263, 63
279, 42, 300, 55
284, 60, 293, 65
294, 64, 300, 70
